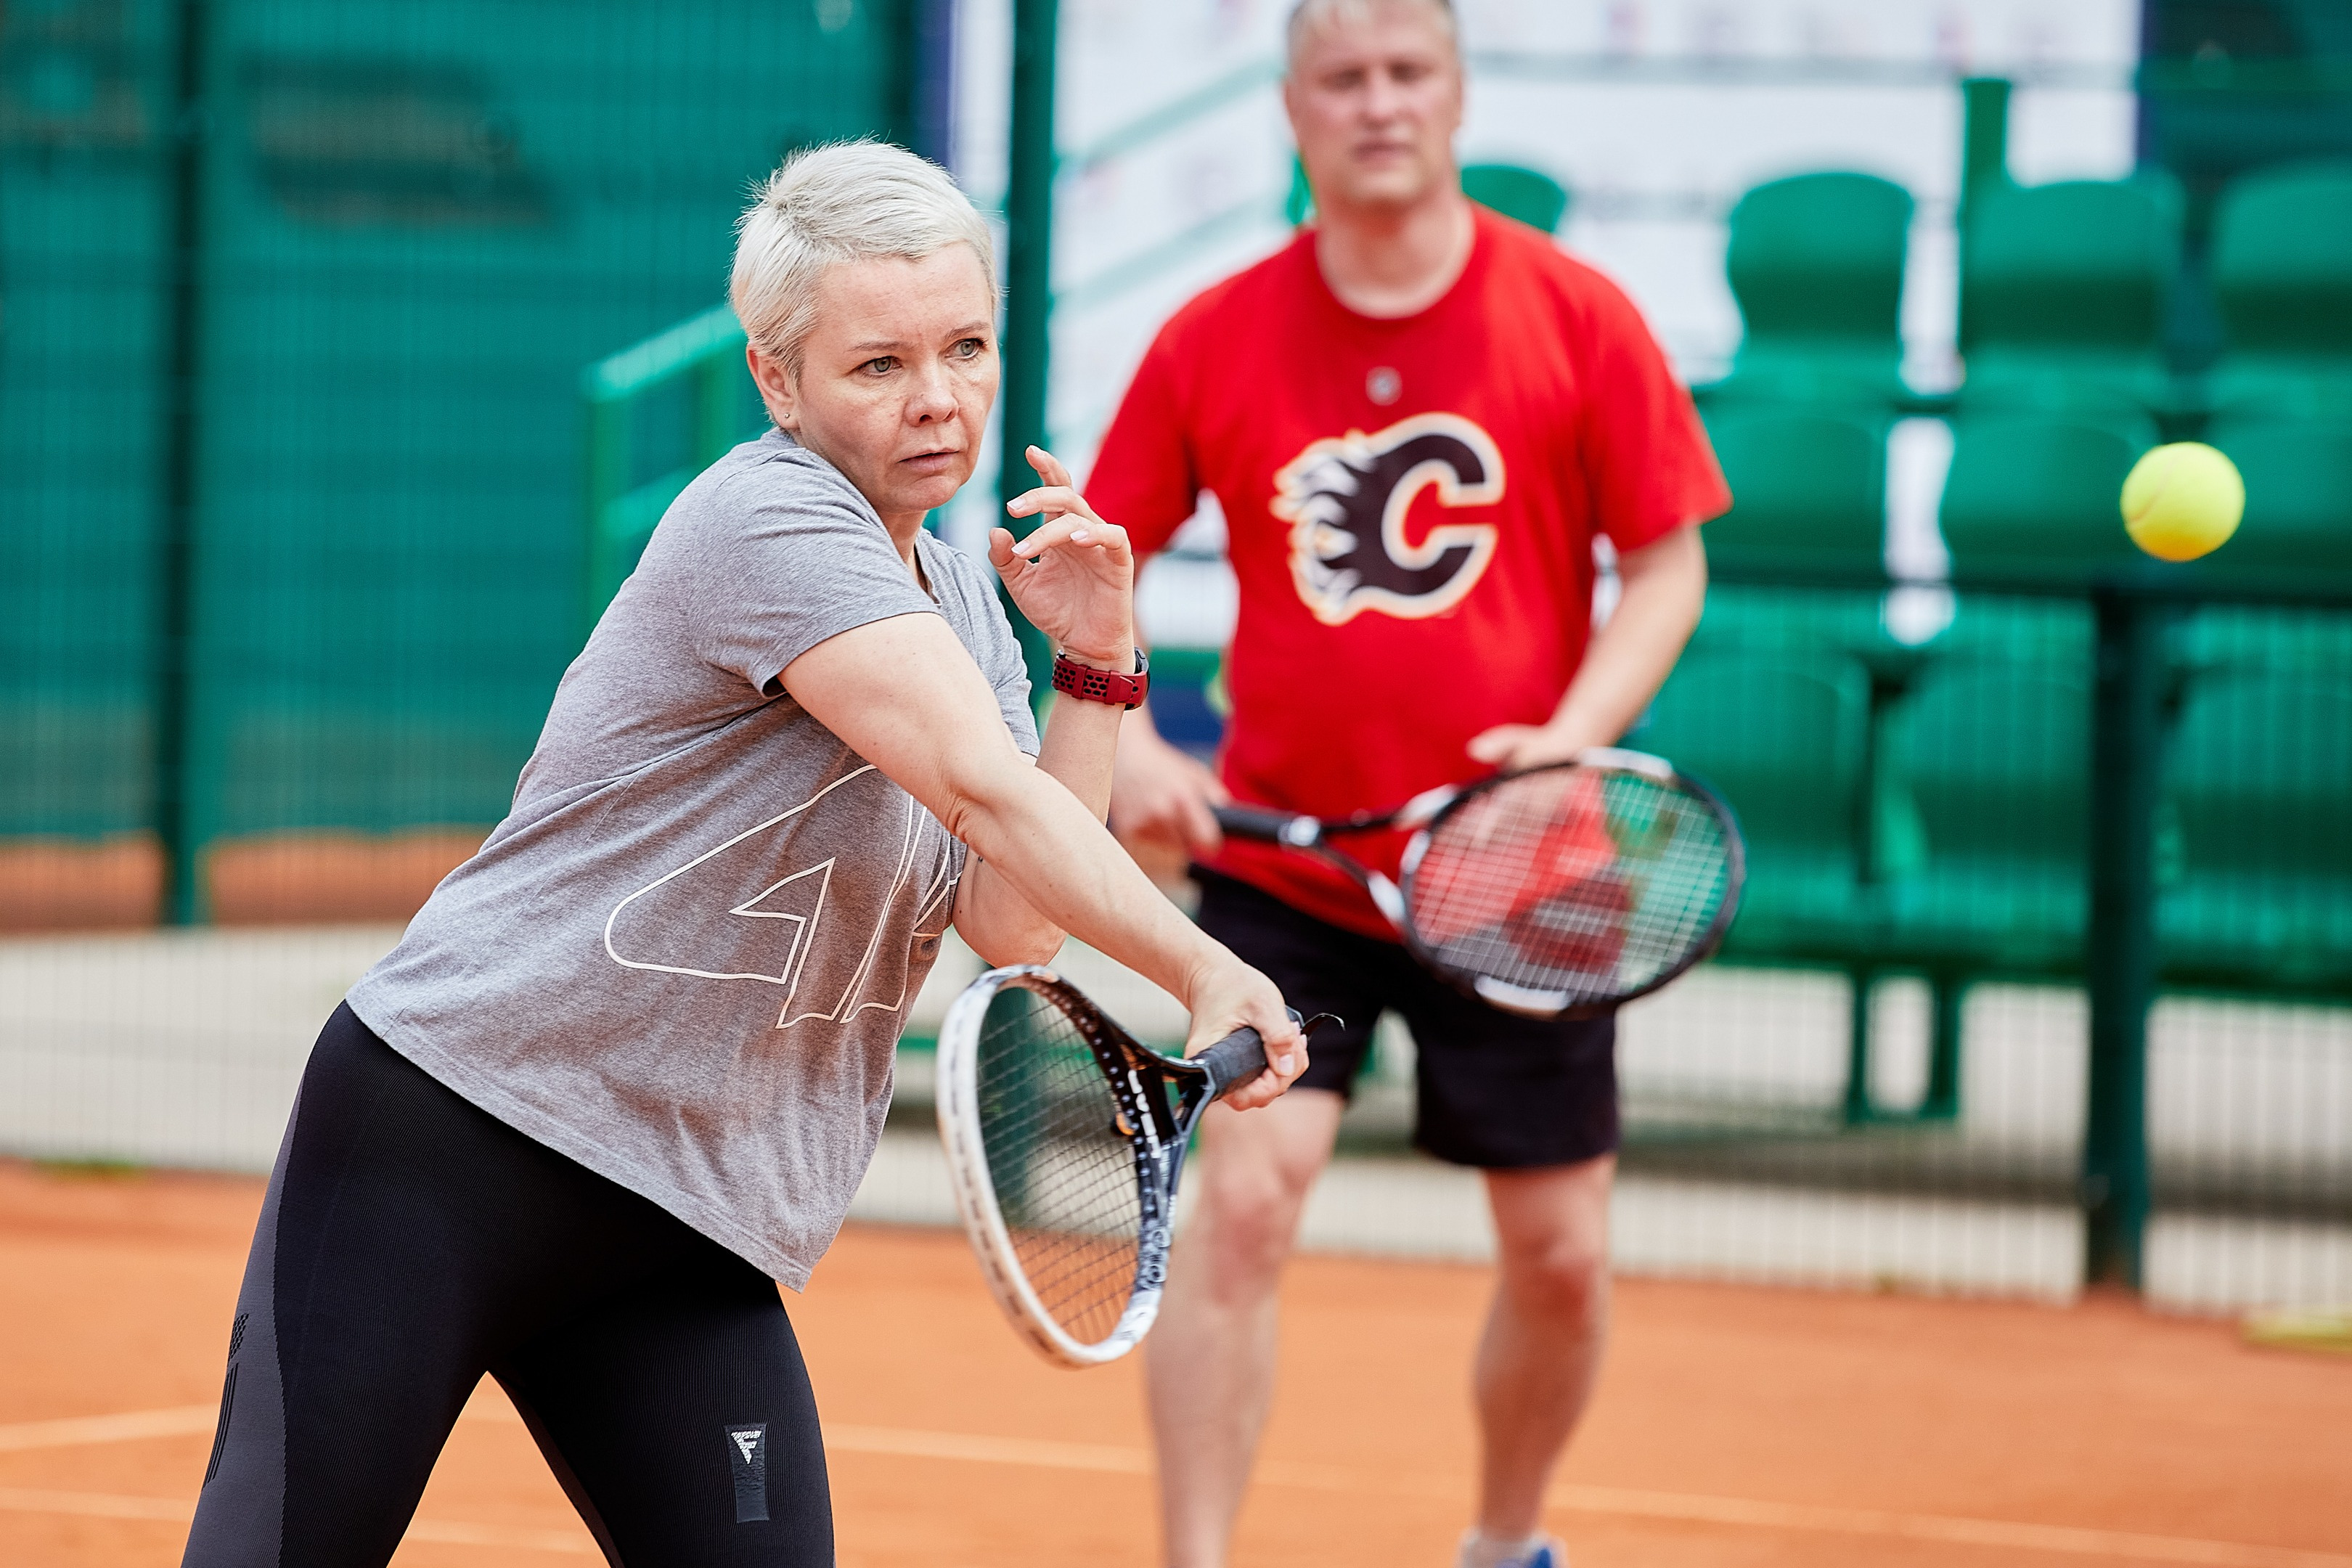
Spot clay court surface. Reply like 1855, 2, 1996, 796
3, 1161, 2347, 1568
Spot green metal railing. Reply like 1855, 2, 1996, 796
581, 304, 754, 634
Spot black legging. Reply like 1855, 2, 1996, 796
181, 1004, 831, 1567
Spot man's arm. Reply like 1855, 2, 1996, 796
1467, 523, 1708, 770
1109, 693, 1230, 858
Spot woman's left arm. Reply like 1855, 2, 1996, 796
952, 446, 1135, 965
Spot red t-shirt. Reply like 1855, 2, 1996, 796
1087, 205, 1730, 939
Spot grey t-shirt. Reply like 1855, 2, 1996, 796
348, 430, 1037, 1289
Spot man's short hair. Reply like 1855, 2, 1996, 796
1285, 0, 1458, 65
730, 139, 995, 377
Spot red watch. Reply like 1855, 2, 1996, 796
1051, 648, 1150, 709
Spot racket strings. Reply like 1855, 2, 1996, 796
1407, 770, 1733, 1005
973, 988, 1156, 1346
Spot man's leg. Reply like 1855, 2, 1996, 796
1471, 1154, 1615, 1543
1146, 1086, 1347, 1568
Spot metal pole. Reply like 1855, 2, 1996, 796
911, 0, 958, 168
997, 0, 1058, 698
1842, 968, 1874, 1124
1923, 973, 1964, 1121
1958, 76, 2012, 223
1956, 75, 2010, 359
155, 0, 210, 925
2082, 587, 2163, 1288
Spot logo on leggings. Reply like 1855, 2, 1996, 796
727, 1422, 769, 1523
1274, 412, 1504, 626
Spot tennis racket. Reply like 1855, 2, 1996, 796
935, 964, 1331, 1368
1214, 747, 1743, 1019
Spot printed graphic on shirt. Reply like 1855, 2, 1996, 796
1273, 412, 1505, 626
602, 765, 956, 1031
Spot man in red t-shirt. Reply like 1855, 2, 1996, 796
1090, 4, 1728, 1567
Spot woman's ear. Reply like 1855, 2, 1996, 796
746, 340, 798, 431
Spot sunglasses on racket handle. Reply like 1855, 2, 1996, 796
1213, 747, 1746, 1020
936, 965, 1338, 1368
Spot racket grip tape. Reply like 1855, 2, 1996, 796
1194, 1027, 1270, 1099
1211, 804, 1309, 844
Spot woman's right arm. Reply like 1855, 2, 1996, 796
777, 611, 1305, 1106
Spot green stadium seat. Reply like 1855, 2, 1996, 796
2209, 161, 2352, 420
1960, 175, 2185, 420
2201, 417, 2352, 577
2176, 419, 2352, 678
1293, 160, 1572, 234
2160, 673, 2352, 993
1915, 592, 2096, 673
1635, 653, 1876, 961
1710, 171, 1914, 410
1697, 407, 1887, 579
1461, 163, 1569, 234
1879, 659, 2090, 974
1930, 417, 2147, 716
1939, 414, 2157, 584
1686, 410, 1890, 669
1683, 585, 1891, 669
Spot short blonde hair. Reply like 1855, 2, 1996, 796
730, 139, 995, 377
1286, 0, 1457, 65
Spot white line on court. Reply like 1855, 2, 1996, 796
0, 1486, 596, 1553
4, 1405, 2343, 1568
0, 1405, 218, 1452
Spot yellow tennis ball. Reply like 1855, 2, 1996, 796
2120, 442, 2245, 562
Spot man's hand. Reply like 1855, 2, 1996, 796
1112, 714, 1229, 857
1465, 719, 1605, 773
1180, 951, 1305, 1112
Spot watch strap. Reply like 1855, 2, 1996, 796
1051, 648, 1150, 709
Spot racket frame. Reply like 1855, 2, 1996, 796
1222, 747, 1746, 1019
936, 964, 1231, 1369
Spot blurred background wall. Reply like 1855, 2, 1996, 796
5, 0, 2351, 1311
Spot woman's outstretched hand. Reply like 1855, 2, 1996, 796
995, 445, 1135, 667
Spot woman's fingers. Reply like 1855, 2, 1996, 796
1003, 512, 1130, 565
1024, 444, 1074, 489
1003, 483, 1103, 526
1221, 1013, 1307, 1110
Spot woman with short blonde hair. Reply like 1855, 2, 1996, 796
181, 139, 1305, 1567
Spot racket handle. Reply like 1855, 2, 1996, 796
1194, 1026, 1270, 1100
1212, 804, 1309, 844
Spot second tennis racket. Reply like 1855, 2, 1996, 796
1213, 747, 1743, 1019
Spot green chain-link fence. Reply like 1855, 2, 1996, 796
4, 0, 928, 924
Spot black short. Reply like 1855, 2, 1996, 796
1196, 868, 1619, 1169
182, 1005, 830, 1567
